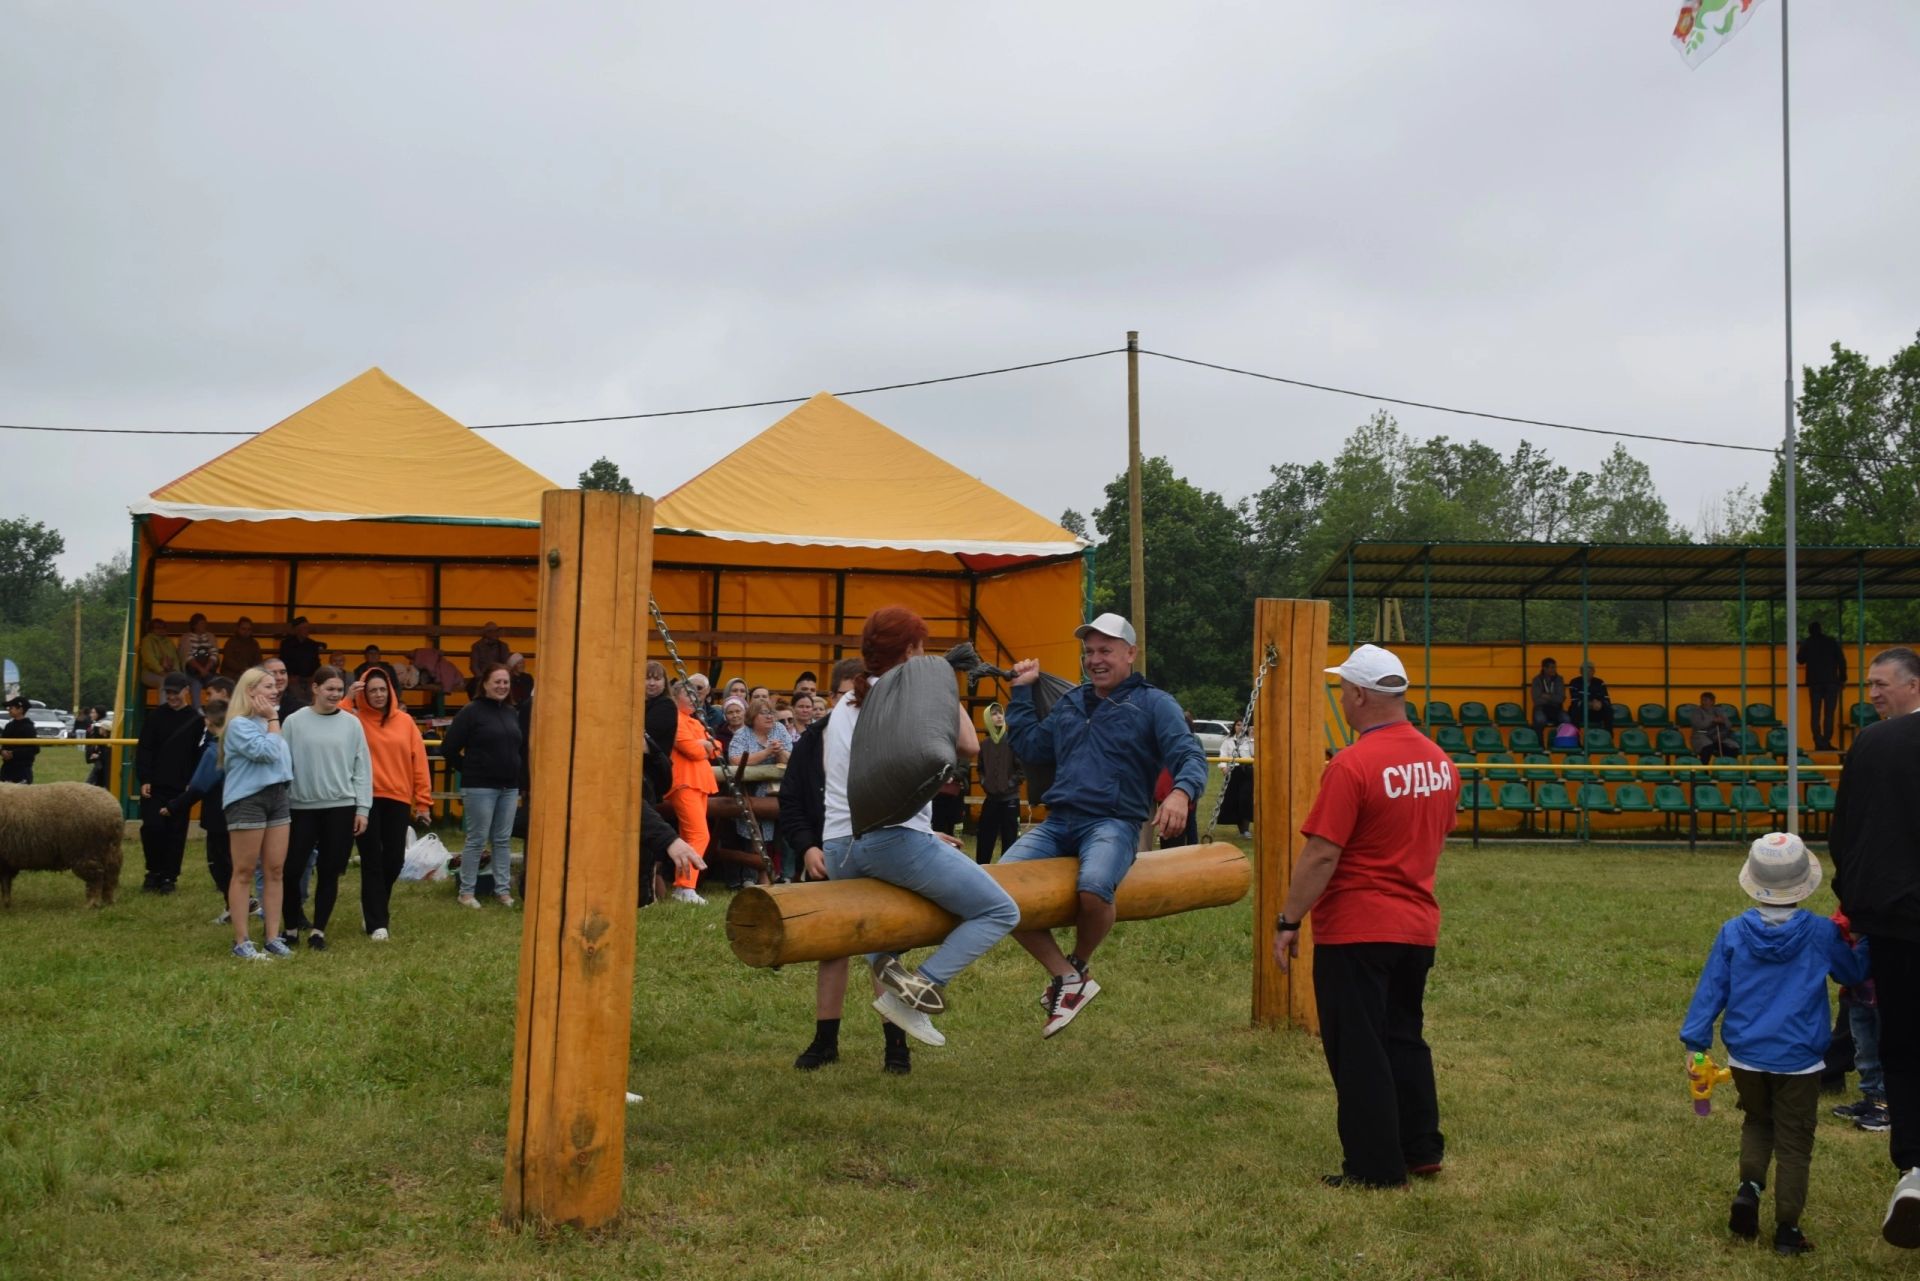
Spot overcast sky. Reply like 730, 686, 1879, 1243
5, 2, 1917, 579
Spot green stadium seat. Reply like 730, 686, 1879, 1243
1739, 729, 1763, 754
1764, 727, 1789, 755
1807, 783, 1837, 824
1426, 701, 1456, 728
1610, 702, 1635, 727
1483, 753, 1520, 782
1562, 753, 1594, 782
1601, 754, 1631, 783
1638, 703, 1671, 729
1434, 726, 1467, 753
1451, 753, 1479, 781
1494, 702, 1526, 727
1654, 784, 1690, 818
1498, 783, 1538, 817
1618, 728, 1653, 754
1405, 700, 1421, 723
1470, 727, 1505, 754
1536, 783, 1576, 832
1583, 728, 1614, 753
1577, 783, 1616, 813
1674, 702, 1699, 728
1636, 754, 1671, 783
1458, 781, 1498, 812
1694, 783, 1732, 814
1851, 701, 1879, 728
1730, 784, 1768, 814
1458, 701, 1491, 727
1523, 753, 1552, 787
1507, 727, 1543, 754
1766, 784, 1793, 818
1746, 703, 1779, 728
1655, 728, 1689, 757
1615, 783, 1654, 813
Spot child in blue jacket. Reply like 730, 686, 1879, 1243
1682, 832, 1870, 1257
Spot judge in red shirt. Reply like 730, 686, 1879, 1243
1273, 643, 1458, 1188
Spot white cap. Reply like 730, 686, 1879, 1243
1074, 612, 1137, 645
1324, 644, 1410, 695
1739, 831, 1822, 905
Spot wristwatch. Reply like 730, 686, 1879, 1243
1275, 914, 1304, 934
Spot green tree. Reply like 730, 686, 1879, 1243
577, 457, 634, 493
0, 552, 127, 710
1088, 457, 1250, 706
1057, 509, 1088, 539
0, 517, 64, 625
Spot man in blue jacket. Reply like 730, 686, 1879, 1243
1002, 613, 1208, 1038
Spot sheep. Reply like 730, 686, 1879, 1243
0, 781, 125, 908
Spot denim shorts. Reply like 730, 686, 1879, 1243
999, 813, 1142, 903
225, 781, 291, 831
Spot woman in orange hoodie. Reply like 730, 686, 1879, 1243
344, 666, 433, 939
665, 678, 720, 905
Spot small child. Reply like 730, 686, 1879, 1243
1681, 832, 1870, 1257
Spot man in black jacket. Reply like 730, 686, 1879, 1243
776, 659, 913, 1075
135, 673, 204, 893
1830, 646, 1920, 1247
1798, 622, 1849, 751
1, 696, 39, 783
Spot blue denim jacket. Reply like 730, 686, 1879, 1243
1006, 674, 1208, 823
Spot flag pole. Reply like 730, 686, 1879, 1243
1780, 0, 1800, 833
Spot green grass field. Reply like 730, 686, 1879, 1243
2, 749, 1909, 1278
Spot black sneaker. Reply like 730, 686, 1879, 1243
1729, 1181, 1761, 1240
1320, 1173, 1407, 1190
1773, 1224, 1814, 1256
1833, 1098, 1873, 1120
882, 1044, 911, 1075
307, 931, 328, 952
1857, 1102, 1892, 1132
793, 1042, 838, 1071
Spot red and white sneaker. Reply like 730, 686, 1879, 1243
1042, 970, 1101, 1038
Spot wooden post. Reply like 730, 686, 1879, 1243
1126, 329, 1146, 672
1252, 598, 1330, 1034
72, 597, 82, 715
504, 489, 654, 1230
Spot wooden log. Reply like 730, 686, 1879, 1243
503, 490, 653, 1230
725, 843, 1249, 968
1251, 598, 1329, 1035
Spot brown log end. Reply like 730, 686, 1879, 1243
725, 885, 787, 968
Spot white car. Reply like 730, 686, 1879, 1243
1191, 719, 1234, 757
25, 708, 72, 739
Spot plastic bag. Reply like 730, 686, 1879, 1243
400, 828, 451, 882
848, 655, 961, 835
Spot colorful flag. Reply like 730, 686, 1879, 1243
1672, 0, 1766, 68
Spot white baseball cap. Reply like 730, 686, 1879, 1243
1074, 612, 1137, 645
1324, 644, 1410, 694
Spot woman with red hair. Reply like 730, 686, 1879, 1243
821, 606, 1018, 1048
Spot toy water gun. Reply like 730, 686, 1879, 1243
1687, 1051, 1732, 1116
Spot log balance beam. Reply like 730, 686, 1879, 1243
724, 843, 1250, 969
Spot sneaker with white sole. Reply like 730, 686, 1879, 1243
369, 928, 390, 941
869, 955, 946, 1014
232, 939, 268, 960
1885, 1168, 1920, 1248
873, 992, 946, 1047
212, 908, 232, 925
263, 937, 294, 958
671, 887, 707, 905
1042, 972, 1101, 1038
457, 893, 482, 909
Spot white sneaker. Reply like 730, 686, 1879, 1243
211, 909, 232, 925
457, 894, 482, 909
873, 991, 946, 1047
369, 928, 390, 941
671, 888, 707, 905
869, 955, 946, 1013
1885, 1168, 1920, 1248
625, 1091, 644, 1105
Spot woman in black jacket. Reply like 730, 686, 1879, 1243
441, 664, 525, 909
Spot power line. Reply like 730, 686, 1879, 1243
1139, 348, 1784, 457
0, 348, 1125, 437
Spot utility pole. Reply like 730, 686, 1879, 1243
72, 597, 82, 713
1126, 330, 1146, 673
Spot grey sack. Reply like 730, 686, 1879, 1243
848, 655, 961, 835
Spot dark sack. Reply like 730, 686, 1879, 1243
1017, 669, 1076, 808
848, 655, 960, 835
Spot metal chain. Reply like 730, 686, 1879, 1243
647, 594, 773, 876
1208, 642, 1278, 837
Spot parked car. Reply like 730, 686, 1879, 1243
1191, 719, 1234, 757
26, 708, 72, 739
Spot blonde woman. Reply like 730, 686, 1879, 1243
219, 667, 296, 958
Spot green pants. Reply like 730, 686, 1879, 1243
1731, 1067, 1821, 1227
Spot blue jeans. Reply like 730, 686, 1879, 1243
1853, 1001, 1885, 1101
460, 788, 519, 897
826, 826, 1018, 987
1000, 813, 1142, 903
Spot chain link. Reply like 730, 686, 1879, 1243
647, 594, 773, 876
1207, 642, 1278, 838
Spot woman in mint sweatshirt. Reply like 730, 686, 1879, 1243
280, 665, 372, 951
1681, 832, 1871, 1256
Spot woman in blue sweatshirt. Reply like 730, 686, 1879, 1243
218, 667, 295, 959
1682, 832, 1870, 1256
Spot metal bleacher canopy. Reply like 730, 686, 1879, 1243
1309, 540, 1920, 603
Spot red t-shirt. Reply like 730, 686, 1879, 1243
1301, 721, 1457, 947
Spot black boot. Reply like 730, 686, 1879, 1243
881, 1020, 911, 1075
1729, 1181, 1761, 1240
795, 1018, 841, 1070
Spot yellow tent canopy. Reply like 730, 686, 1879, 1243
118, 377, 1088, 780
